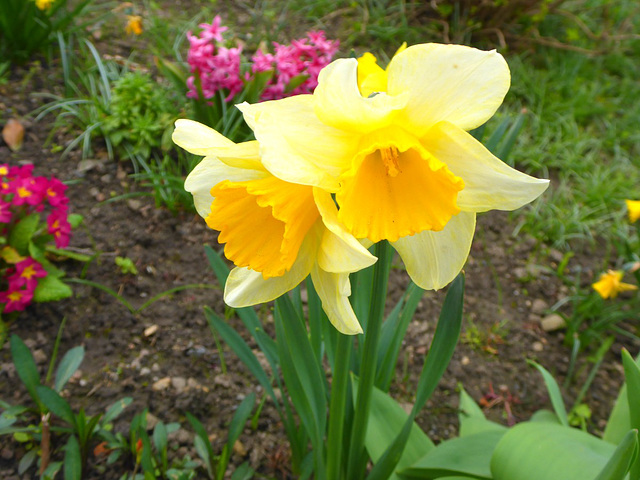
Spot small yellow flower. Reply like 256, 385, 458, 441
126, 15, 143, 35
35, 0, 54, 11
625, 199, 640, 223
592, 270, 638, 299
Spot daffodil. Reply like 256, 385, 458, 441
173, 120, 376, 334
238, 43, 549, 291
625, 199, 640, 223
35, 0, 54, 11
592, 270, 638, 299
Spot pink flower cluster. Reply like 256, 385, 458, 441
251, 31, 339, 100
0, 164, 72, 313
185, 16, 339, 102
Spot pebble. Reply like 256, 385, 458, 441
531, 299, 549, 315
214, 374, 232, 388
140, 367, 151, 376
151, 363, 161, 372
171, 377, 187, 392
532, 341, 544, 352
461, 356, 470, 366
187, 378, 201, 389
146, 412, 160, 430
144, 325, 158, 337
541, 314, 566, 332
152, 377, 171, 391
233, 440, 247, 456
172, 428, 191, 444
32, 349, 47, 365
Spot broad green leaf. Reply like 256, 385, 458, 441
594, 429, 638, 480
37, 386, 76, 427
54, 346, 84, 392
18, 448, 37, 475
605, 384, 632, 444
63, 435, 82, 480
401, 430, 505, 479
353, 377, 433, 480
67, 214, 83, 229
8, 213, 39, 255
491, 422, 616, 480
530, 409, 562, 424
33, 275, 73, 303
153, 421, 168, 468
231, 461, 255, 480
10, 335, 42, 410
527, 360, 568, 426
186, 412, 214, 477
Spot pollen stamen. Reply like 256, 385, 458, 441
381, 146, 401, 177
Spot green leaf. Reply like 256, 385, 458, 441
204, 307, 276, 403
218, 393, 256, 478
401, 430, 505, 479
186, 412, 214, 478
353, 377, 433, 480
231, 461, 255, 480
102, 397, 133, 425
33, 275, 73, 303
18, 448, 37, 475
368, 273, 465, 480
491, 422, 617, 480
527, 360, 568, 426
622, 349, 640, 479
10, 335, 42, 410
458, 386, 507, 437
593, 429, 638, 480
37, 386, 76, 427
8, 213, 40, 255
54, 346, 84, 392
67, 214, 84, 229
63, 435, 82, 480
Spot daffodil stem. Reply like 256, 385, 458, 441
347, 241, 391, 479
326, 332, 352, 480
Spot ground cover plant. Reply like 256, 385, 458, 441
0, 0, 638, 478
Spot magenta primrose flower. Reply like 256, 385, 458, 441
47, 210, 72, 248
0, 287, 33, 313
14, 258, 47, 289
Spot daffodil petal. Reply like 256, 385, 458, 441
238, 97, 354, 190
392, 211, 476, 290
387, 44, 510, 135
313, 188, 377, 273
172, 119, 235, 154
224, 229, 319, 306
310, 265, 362, 335
424, 122, 549, 212
185, 157, 265, 218
314, 58, 409, 134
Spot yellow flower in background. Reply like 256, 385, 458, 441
35, 0, 54, 10
592, 270, 638, 299
239, 43, 549, 291
626, 199, 640, 223
126, 15, 143, 35
173, 120, 376, 334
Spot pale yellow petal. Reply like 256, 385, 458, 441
387, 44, 510, 135
184, 157, 265, 218
224, 227, 319, 306
238, 97, 355, 190
314, 58, 409, 134
423, 122, 549, 212
392, 211, 476, 290
172, 119, 235, 154
313, 188, 377, 273
310, 265, 363, 335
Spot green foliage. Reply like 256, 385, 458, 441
115, 256, 138, 276
0, 0, 92, 64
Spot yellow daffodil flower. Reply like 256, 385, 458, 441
237, 43, 549, 291
126, 15, 143, 35
357, 43, 406, 98
173, 120, 376, 334
592, 270, 638, 299
625, 199, 640, 223
35, 0, 54, 10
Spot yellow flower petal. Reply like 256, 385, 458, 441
625, 200, 640, 223
314, 58, 409, 134
357, 52, 387, 97
336, 129, 464, 242
313, 188, 377, 273
238, 97, 353, 190
392, 211, 476, 290
310, 265, 363, 334
388, 43, 510, 136
224, 229, 320, 306
423, 121, 550, 212
208, 176, 320, 278
185, 156, 265, 218
592, 270, 638, 299
173, 119, 235, 153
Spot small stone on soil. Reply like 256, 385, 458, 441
152, 377, 171, 391
531, 299, 549, 315
144, 324, 159, 337
532, 341, 544, 352
541, 314, 566, 332
171, 376, 187, 392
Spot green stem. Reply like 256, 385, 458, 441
347, 241, 391, 479
326, 332, 353, 480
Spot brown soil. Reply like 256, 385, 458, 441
0, 9, 638, 480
